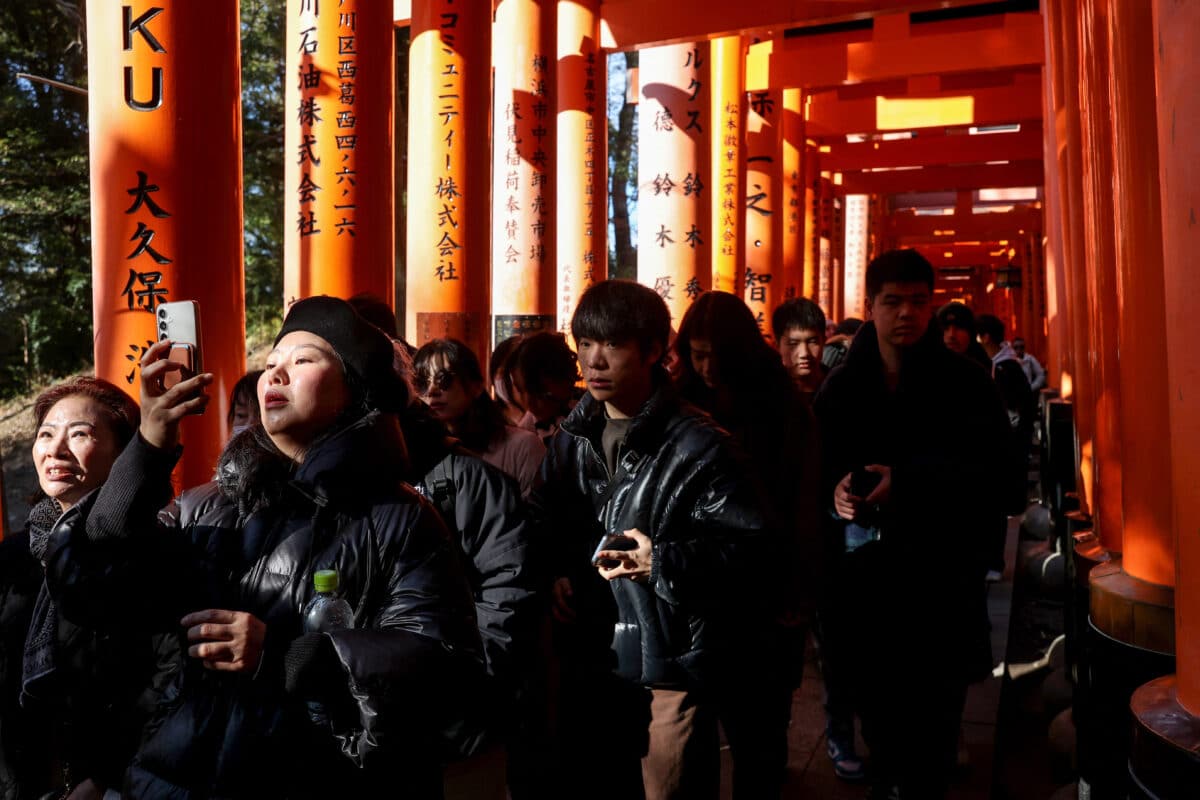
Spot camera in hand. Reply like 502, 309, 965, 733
591, 533, 637, 568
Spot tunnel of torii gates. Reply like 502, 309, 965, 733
0, 0, 1191, 786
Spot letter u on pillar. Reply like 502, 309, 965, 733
88, 0, 245, 491
284, 0, 394, 308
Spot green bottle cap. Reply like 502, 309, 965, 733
313, 569, 339, 594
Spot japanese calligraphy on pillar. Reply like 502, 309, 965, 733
491, 0, 556, 344
637, 43, 711, 322
556, 0, 605, 333
719, 101, 741, 266
742, 89, 782, 335
843, 194, 869, 320
434, 6, 464, 284
284, 0, 392, 304
115, 8, 175, 384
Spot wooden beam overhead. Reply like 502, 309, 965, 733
835, 160, 1044, 195
820, 125, 1043, 171
913, 242, 1018, 268
751, 11, 1043, 91
883, 208, 1042, 241
596, 0, 1003, 51
806, 76, 1043, 136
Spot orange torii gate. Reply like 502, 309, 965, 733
88, 1, 245, 492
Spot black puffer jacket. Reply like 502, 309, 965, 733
532, 378, 773, 690
44, 412, 483, 799
400, 405, 542, 693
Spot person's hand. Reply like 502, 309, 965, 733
833, 473, 861, 521
596, 529, 653, 583
551, 577, 576, 623
139, 339, 214, 450
182, 609, 267, 673
65, 779, 104, 800
862, 464, 891, 506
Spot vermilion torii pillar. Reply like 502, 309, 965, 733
781, 89, 805, 306
637, 42, 712, 323
1130, 1, 1200, 790
1076, 0, 1124, 553
556, 0, 606, 334
1105, 0, 1174, 590
492, 0, 557, 344
710, 35, 743, 296
88, 1, 245, 490
743, 87, 783, 334
406, 0, 490, 359
1050, 0, 1097, 515
283, 0, 393, 305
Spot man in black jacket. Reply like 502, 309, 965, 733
814, 250, 1010, 799
532, 280, 774, 800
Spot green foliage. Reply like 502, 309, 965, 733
0, 2, 90, 396
240, 0, 286, 332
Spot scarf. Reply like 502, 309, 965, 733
22, 497, 64, 702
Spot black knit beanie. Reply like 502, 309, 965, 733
275, 296, 404, 412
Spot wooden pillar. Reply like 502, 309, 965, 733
782, 89, 805, 305
1151, 0, 1200, 716
284, 0, 394, 305
1041, 25, 1070, 391
555, 0, 605, 334
405, 0, 490, 360
842, 193, 869, 321
710, 35, 744, 295
1051, 0, 1097, 515
802, 145, 819, 299
1106, 0, 1174, 589
1126, 4, 1200, 792
87, 0, 245, 490
637, 42, 712, 324
1077, 0, 1124, 552
492, 0, 557, 344
743, 87, 783, 337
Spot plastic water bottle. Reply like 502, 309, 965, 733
301, 569, 353, 727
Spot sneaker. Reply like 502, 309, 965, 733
985, 569, 1004, 583
826, 736, 867, 782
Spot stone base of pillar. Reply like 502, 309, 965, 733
1128, 675, 1200, 799
1089, 560, 1175, 655
1075, 559, 1176, 799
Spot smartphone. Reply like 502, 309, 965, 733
591, 533, 637, 569
850, 467, 883, 499
156, 301, 203, 389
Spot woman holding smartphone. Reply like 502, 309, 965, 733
43, 297, 483, 798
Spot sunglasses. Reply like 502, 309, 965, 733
415, 368, 456, 394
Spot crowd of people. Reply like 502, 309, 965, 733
0, 249, 1036, 800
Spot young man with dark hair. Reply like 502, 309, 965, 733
814, 250, 1010, 799
532, 279, 776, 799
936, 301, 991, 369
510, 331, 580, 442
772, 297, 828, 402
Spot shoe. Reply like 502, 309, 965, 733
985, 569, 1003, 583
866, 784, 901, 800
825, 736, 866, 782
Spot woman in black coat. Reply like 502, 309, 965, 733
1, 377, 175, 800
44, 297, 483, 799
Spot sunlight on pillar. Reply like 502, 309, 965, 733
875, 95, 974, 130
843, 194, 869, 320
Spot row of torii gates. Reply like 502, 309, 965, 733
16, 0, 1200, 793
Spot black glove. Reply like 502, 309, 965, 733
283, 632, 342, 697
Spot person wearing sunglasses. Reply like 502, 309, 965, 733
413, 338, 545, 498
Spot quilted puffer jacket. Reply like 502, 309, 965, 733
531, 378, 775, 690
44, 412, 483, 799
